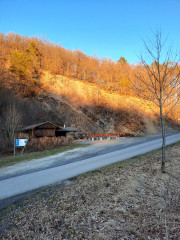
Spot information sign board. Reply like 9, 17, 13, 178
15, 139, 28, 147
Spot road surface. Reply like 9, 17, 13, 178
0, 133, 180, 203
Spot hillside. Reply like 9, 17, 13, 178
38, 72, 160, 135
0, 70, 168, 146
0, 32, 179, 152
0, 67, 176, 142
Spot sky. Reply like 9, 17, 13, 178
0, 0, 180, 64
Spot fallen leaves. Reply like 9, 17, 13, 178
0, 143, 180, 239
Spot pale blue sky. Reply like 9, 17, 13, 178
0, 0, 180, 64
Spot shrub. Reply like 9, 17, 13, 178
26, 136, 73, 152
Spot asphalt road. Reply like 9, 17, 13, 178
0, 134, 171, 181
0, 133, 180, 204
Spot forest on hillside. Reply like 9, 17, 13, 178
0, 32, 135, 96
0, 32, 179, 104
0, 32, 179, 100
0, 32, 180, 152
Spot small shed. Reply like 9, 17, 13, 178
21, 121, 63, 138
56, 126, 79, 137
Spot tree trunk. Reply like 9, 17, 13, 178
161, 116, 166, 173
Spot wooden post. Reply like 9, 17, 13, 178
14, 138, 16, 157
21, 146, 25, 156
21, 139, 28, 156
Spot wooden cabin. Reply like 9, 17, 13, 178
21, 122, 80, 138
21, 121, 63, 138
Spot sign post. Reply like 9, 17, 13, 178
14, 139, 28, 157
14, 138, 16, 157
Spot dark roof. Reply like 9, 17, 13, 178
64, 127, 79, 132
21, 121, 62, 131
56, 127, 79, 133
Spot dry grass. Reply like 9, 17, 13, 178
0, 143, 180, 239
26, 136, 73, 152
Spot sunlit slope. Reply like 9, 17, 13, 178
43, 72, 157, 116
41, 72, 160, 135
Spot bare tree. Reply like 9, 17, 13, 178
133, 30, 180, 172
4, 104, 22, 147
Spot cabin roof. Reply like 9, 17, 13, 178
64, 127, 79, 132
21, 121, 62, 131
54, 127, 79, 132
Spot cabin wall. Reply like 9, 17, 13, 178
34, 129, 55, 137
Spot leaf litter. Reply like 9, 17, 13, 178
0, 143, 180, 239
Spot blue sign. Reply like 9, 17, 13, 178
15, 139, 28, 147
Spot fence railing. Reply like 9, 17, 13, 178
84, 133, 130, 141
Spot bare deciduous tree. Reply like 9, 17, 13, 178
4, 104, 22, 147
133, 30, 180, 172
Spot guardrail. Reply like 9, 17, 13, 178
84, 133, 131, 141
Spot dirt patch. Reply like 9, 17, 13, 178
0, 143, 180, 239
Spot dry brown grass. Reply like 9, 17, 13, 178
26, 136, 73, 152
0, 143, 180, 239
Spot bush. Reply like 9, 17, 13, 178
26, 136, 73, 152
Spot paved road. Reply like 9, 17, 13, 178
0, 134, 170, 180
0, 133, 180, 202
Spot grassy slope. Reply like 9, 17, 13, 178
0, 142, 180, 239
